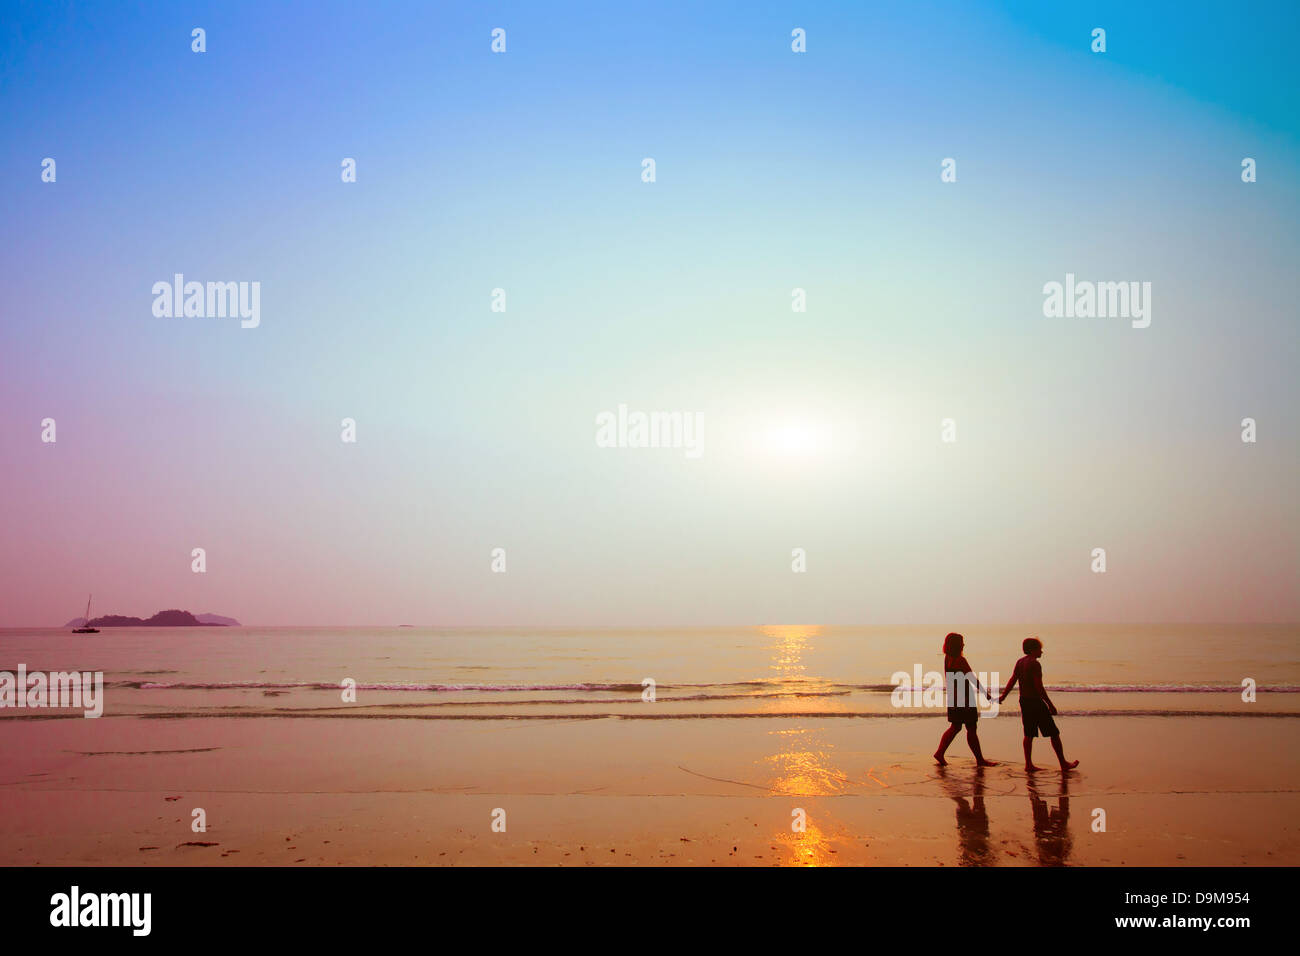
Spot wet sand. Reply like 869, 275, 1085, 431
2, 712, 1296, 866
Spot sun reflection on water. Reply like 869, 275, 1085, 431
758, 625, 854, 866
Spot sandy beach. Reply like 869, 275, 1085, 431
3, 624, 1297, 866
3, 707, 1296, 866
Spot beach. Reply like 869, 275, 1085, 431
2, 625, 1297, 866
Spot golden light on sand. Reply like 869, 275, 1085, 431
764, 728, 851, 796
773, 817, 837, 868
759, 624, 851, 866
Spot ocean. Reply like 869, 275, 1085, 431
3, 623, 1296, 721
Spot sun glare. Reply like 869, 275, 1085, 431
759, 420, 833, 459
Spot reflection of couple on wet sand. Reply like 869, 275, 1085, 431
933, 632, 1080, 772
938, 768, 1074, 866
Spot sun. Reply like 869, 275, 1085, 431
758, 419, 833, 459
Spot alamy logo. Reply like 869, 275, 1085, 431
595, 404, 703, 459
890, 664, 1000, 716
0, 665, 103, 717
152, 274, 261, 328
1042, 273, 1151, 328
50, 886, 151, 936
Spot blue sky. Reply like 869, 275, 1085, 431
1, 1, 1296, 625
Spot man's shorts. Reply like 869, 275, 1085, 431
1019, 697, 1059, 738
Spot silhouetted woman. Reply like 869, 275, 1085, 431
934, 632, 998, 767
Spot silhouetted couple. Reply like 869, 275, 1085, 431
933, 633, 1079, 773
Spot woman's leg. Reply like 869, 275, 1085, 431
966, 726, 998, 766
934, 722, 960, 764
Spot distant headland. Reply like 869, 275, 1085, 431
64, 610, 241, 628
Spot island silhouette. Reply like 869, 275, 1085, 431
64, 609, 240, 627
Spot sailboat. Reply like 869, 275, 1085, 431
72, 594, 99, 633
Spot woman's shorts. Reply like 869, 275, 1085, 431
946, 706, 979, 730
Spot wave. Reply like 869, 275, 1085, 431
1030, 684, 1298, 693
849, 683, 1300, 693
121, 678, 1300, 694
4, 708, 1295, 722
127, 679, 834, 691
131, 680, 653, 692
6, 705, 1298, 723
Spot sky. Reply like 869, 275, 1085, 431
1, 0, 1297, 626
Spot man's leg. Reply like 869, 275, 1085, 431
1023, 735, 1040, 771
1049, 734, 1079, 771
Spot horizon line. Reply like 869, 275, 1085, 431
6, 620, 1299, 630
